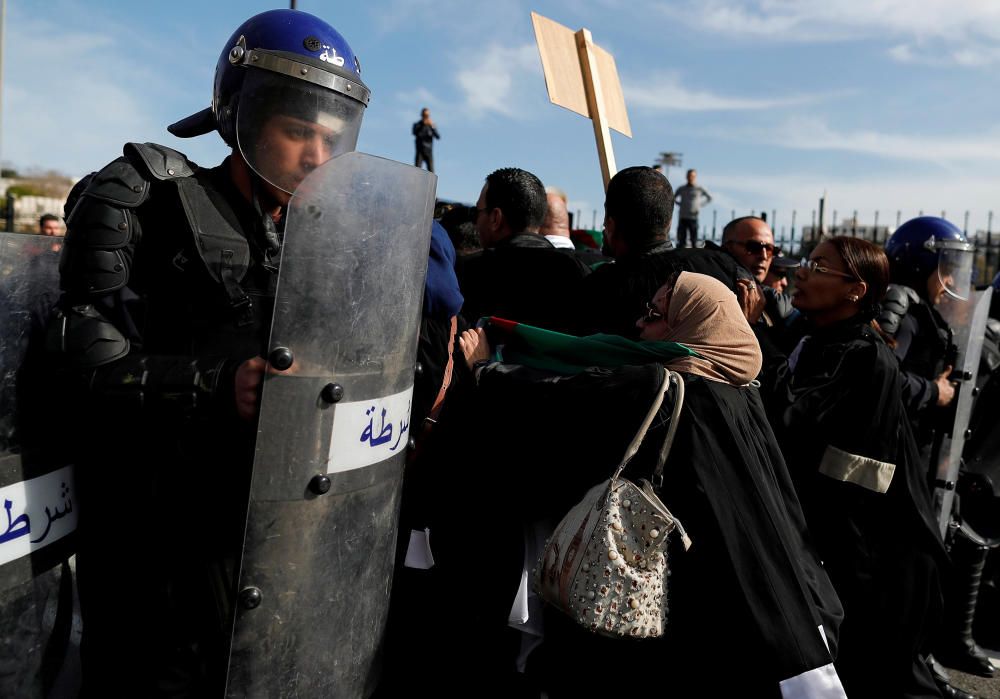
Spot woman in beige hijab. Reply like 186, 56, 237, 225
456, 271, 846, 697
636, 270, 762, 384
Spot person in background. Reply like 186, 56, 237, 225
540, 187, 607, 268
673, 168, 711, 248
456, 167, 589, 332
38, 213, 64, 237
439, 204, 481, 258
413, 107, 440, 173
723, 218, 805, 363
764, 255, 799, 293
881, 218, 994, 692
576, 166, 748, 339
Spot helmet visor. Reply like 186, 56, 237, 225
937, 245, 974, 301
236, 69, 364, 195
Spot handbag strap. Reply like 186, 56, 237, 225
652, 372, 684, 488
611, 368, 685, 484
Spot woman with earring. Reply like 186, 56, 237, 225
765, 236, 948, 699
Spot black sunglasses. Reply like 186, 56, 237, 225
730, 240, 780, 256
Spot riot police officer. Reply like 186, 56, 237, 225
881, 217, 994, 691
880, 217, 972, 440
52, 10, 370, 696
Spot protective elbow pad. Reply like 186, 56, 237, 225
49, 304, 130, 369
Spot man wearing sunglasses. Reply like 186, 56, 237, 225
722, 216, 778, 284
723, 217, 808, 360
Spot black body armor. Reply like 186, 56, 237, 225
52, 143, 280, 696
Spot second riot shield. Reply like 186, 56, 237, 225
225, 152, 436, 697
933, 288, 992, 535
0, 232, 80, 698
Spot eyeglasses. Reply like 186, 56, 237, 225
643, 302, 664, 323
729, 240, 780, 256
798, 258, 857, 280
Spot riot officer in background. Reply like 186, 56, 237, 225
879, 217, 994, 693
880, 217, 969, 443
51, 10, 370, 696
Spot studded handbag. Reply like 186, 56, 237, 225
534, 369, 690, 639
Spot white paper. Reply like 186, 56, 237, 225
403, 528, 435, 570
779, 663, 847, 699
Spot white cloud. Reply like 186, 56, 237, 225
3, 6, 225, 177
625, 72, 828, 112
454, 44, 542, 118
888, 41, 1000, 67
730, 116, 1000, 164
652, 0, 1000, 65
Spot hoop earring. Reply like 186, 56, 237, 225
848, 295, 859, 302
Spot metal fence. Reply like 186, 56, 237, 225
692, 208, 1000, 287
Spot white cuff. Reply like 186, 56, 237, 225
780, 663, 847, 699
819, 445, 895, 493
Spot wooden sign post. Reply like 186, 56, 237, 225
531, 12, 632, 192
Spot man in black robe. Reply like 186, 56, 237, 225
456, 168, 590, 333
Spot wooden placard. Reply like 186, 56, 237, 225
530, 11, 631, 138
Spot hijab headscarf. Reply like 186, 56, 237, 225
659, 271, 762, 385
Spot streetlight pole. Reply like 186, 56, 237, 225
654, 152, 682, 183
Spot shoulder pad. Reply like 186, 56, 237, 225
77, 156, 150, 209
878, 284, 920, 335
886, 284, 920, 307
64, 172, 96, 219
987, 318, 1000, 347
124, 142, 198, 181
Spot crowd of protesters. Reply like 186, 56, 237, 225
378, 165, 995, 699
27, 8, 998, 698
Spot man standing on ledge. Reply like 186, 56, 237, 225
674, 168, 711, 248
413, 107, 440, 172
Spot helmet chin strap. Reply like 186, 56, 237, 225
248, 173, 283, 265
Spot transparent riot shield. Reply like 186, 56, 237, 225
0, 232, 80, 697
933, 288, 992, 535
226, 153, 436, 697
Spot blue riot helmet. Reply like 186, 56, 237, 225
168, 9, 369, 195
885, 216, 974, 301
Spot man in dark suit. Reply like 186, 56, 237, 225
456, 168, 589, 332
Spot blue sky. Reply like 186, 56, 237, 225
5, 0, 1000, 237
